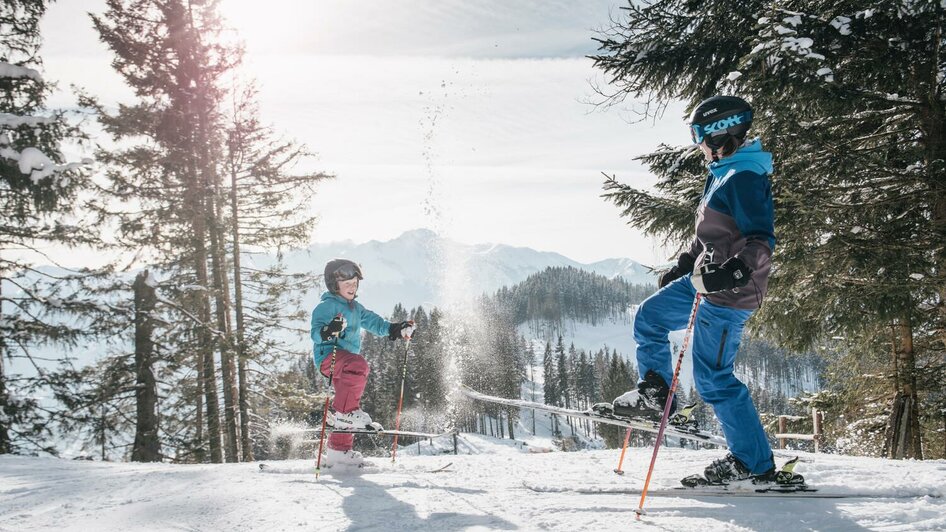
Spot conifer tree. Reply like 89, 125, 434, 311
524, 339, 537, 433
555, 336, 569, 409
541, 341, 558, 434
223, 81, 330, 456
0, 0, 101, 455
600, 353, 633, 447
86, 0, 244, 462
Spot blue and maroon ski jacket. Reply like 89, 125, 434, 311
686, 139, 776, 310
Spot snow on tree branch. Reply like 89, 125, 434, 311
0, 61, 42, 81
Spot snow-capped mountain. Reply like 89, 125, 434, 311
260, 228, 657, 315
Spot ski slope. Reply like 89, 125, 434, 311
1, 440, 943, 531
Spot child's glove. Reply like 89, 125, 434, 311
388, 320, 415, 341
320, 315, 347, 341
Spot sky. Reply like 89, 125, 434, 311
39, 0, 693, 265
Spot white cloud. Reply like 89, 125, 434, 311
39, 0, 689, 267
220, 0, 620, 58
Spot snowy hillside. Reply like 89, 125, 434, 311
518, 318, 805, 399
259, 228, 657, 314
2, 445, 943, 531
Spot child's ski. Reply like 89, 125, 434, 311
460, 385, 727, 447
306, 428, 452, 439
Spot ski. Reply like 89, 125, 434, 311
460, 385, 728, 447
521, 481, 901, 499
428, 462, 453, 473
259, 461, 454, 474
305, 428, 453, 439
259, 462, 380, 474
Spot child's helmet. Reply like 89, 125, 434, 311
689, 96, 753, 153
324, 258, 363, 293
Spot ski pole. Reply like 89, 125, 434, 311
315, 329, 340, 479
635, 292, 702, 518
391, 336, 412, 463
614, 427, 633, 475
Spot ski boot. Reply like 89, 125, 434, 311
681, 452, 752, 487
323, 448, 370, 469
592, 370, 677, 423
681, 454, 807, 488
327, 409, 384, 432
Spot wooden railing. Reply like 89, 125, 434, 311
775, 407, 823, 453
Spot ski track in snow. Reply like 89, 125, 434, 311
1, 438, 945, 531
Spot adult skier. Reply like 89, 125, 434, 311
312, 258, 415, 467
608, 95, 778, 485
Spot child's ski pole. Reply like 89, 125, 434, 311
391, 336, 412, 463
315, 316, 343, 478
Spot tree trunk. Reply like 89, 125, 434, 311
132, 271, 161, 462
506, 408, 515, 440
0, 365, 7, 454
194, 351, 204, 463
0, 275, 9, 454
229, 162, 253, 461
179, 0, 222, 464
198, 253, 223, 463
208, 192, 240, 462
884, 320, 923, 459
529, 364, 536, 435
190, 190, 222, 463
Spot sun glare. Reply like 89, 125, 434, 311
217, 0, 316, 54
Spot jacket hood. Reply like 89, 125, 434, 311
709, 138, 773, 178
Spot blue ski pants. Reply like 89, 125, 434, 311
633, 275, 773, 474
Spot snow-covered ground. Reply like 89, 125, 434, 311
2, 437, 944, 531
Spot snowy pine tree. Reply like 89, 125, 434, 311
80, 0, 326, 463
0, 0, 100, 455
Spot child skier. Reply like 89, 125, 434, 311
607, 95, 778, 485
312, 258, 415, 468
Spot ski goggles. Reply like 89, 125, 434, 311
332, 262, 363, 281
690, 110, 752, 144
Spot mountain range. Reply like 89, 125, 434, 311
261, 228, 657, 315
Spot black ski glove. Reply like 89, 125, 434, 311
319, 315, 347, 341
692, 256, 752, 294
388, 320, 416, 341
659, 253, 696, 289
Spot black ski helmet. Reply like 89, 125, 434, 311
324, 258, 363, 294
688, 95, 753, 156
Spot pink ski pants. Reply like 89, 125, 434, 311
320, 349, 370, 451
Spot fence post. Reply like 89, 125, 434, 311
778, 416, 787, 450
812, 407, 823, 453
